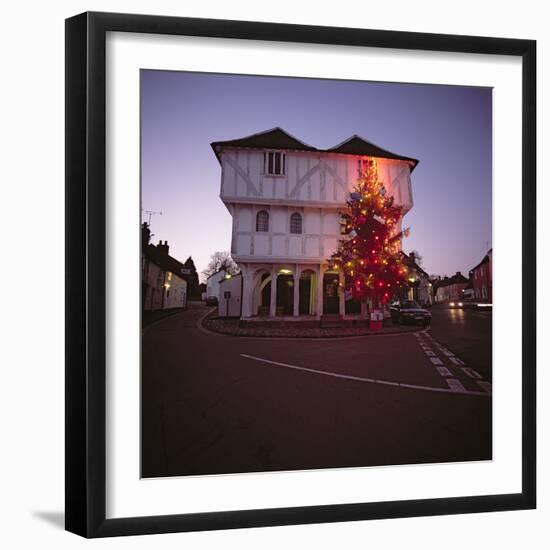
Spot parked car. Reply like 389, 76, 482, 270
205, 296, 219, 306
390, 300, 431, 325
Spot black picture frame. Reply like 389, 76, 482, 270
65, 11, 536, 538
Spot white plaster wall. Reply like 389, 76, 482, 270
220, 149, 413, 210
222, 149, 414, 261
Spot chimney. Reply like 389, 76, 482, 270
157, 240, 169, 255
141, 222, 151, 250
409, 252, 416, 263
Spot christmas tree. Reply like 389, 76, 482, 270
330, 158, 409, 307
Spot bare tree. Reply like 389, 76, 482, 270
202, 251, 240, 279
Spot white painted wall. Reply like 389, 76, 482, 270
218, 275, 242, 316
221, 149, 413, 263
206, 270, 229, 299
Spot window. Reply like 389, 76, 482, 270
264, 151, 286, 175
290, 212, 303, 234
256, 210, 269, 232
358, 158, 371, 175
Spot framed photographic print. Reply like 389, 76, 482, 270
65, 11, 536, 537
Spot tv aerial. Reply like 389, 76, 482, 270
142, 209, 162, 225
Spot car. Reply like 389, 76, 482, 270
390, 300, 431, 325
205, 296, 219, 306
450, 299, 492, 310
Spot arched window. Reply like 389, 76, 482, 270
290, 212, 303, 234
256, 210, 269, 232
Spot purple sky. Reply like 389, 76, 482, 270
141, 70, 492, 281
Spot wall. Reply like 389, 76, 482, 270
164, 274, 187, 309
221, 149, 413, 209
2, 2, 547, 550
206, 270, 228, 299
218, 275, 243, 316
223, 149, 413, 262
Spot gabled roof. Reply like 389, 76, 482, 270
211, 127, 419, 171
400, 251, 429, 278
328, 135, 419, 171
211, 127, 317, 161
435, 272, 469, 288
145, 244, 186, 279
470, 251, 491, 273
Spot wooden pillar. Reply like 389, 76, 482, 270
338, 270, 346, 317
241, 266, 252, 318
270, 267, 277, 317
317, 264, 325, 317
293, 266, 300, 317
361, 299, 369, 319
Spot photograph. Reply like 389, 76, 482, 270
140, 69, 493, 478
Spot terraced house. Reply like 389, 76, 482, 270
211, 127, 418, 320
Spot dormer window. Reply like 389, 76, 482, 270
358, 158, 370, 175
264, 151, 286, 176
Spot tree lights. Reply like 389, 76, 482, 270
330, 158, 410, 305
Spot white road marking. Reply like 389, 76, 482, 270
424, 350, 436, 357
430, 357, 444, 365
446, 378, 467, 393
449, 357, 465, 366
436, 366, 453, 377
477, 381, 492, 393
462, 367, 483, 380
240, 354, 491, 396
440, 350, 455, 357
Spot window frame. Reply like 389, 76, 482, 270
263, 150, 286, 176
289, 211, 303, 234
255, 209, 270, 232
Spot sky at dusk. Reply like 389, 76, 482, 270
141, 70, 492, 281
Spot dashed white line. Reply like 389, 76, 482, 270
240, 354, 490, 396
446, 378, 467, 393
477, 381, 492, 393
462, 367, 483, 379
436, 366, 453, 377
429, 357, 444, 365
449, 356, 465, 366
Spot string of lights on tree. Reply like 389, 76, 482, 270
330, 158, 410, 304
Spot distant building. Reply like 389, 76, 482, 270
206, 269, 231, 302
401, 252, 433, 306
218, 273, 243, 317
463, 278, 475, 300
141, 224, 188, 311
470, 249, 492, 302
434, 272, 469, 303
180, 257, 200, 298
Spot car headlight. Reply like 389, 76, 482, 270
458, 302, 463, 307
450, 302, 455, 307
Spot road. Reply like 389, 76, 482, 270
429, 304, 493, 380
142, 302, 492, 478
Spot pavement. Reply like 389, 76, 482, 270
142, 302, 492, 478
